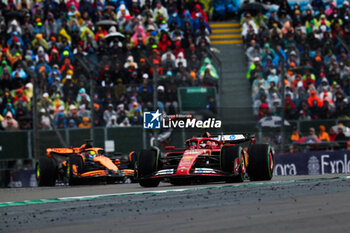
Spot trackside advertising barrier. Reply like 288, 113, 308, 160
274, 150, 350, 176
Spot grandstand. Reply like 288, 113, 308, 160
0, 0, 349, 152
0, 0, 219, 131
242, 0, 350, 147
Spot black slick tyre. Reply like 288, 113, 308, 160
137, 149, 160, 187
221, 145, 245, 183
67, 155, 84, 185
36, 157, 57, 186
247, 144, 274, 181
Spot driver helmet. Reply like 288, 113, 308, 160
86, 150, 96, 158
199, 141, 206, 148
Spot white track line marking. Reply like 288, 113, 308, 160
1, 176, 350, 207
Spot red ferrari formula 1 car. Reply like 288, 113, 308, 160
134, 132, 274, 187
36, 142, 134, 186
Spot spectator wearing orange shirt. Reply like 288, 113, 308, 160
307, 89, 320, 107
78, 116, 91, 128
290, 126, 300, 142
60, 56, 74, 78
318, 125, 330, 141
319, 92, 334, 108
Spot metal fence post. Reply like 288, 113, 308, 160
27, 131, 34, 168
277, 51, 286, 152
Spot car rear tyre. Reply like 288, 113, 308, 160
136, 149, 160, 187
247, 144, 274, 181
221, 145, 246, 183
67, 156, 84, 186
36, 158, 57, 186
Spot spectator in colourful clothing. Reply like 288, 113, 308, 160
244, 0, 350, 123
0, 0, 217, 131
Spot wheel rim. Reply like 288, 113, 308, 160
240, 154, 246, 174
36, 165, 40, 180
66, 163, 70, 178
269, 152, 273, 173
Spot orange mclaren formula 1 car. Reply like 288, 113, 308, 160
134, 132, 274, 187
36, 142, 134, 186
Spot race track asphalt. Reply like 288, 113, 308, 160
1, 174, 350, 233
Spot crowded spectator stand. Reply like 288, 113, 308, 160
0, 0, 219, 131
242, 0, 350, 149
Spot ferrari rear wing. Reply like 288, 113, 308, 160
210, 133, 253, 144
